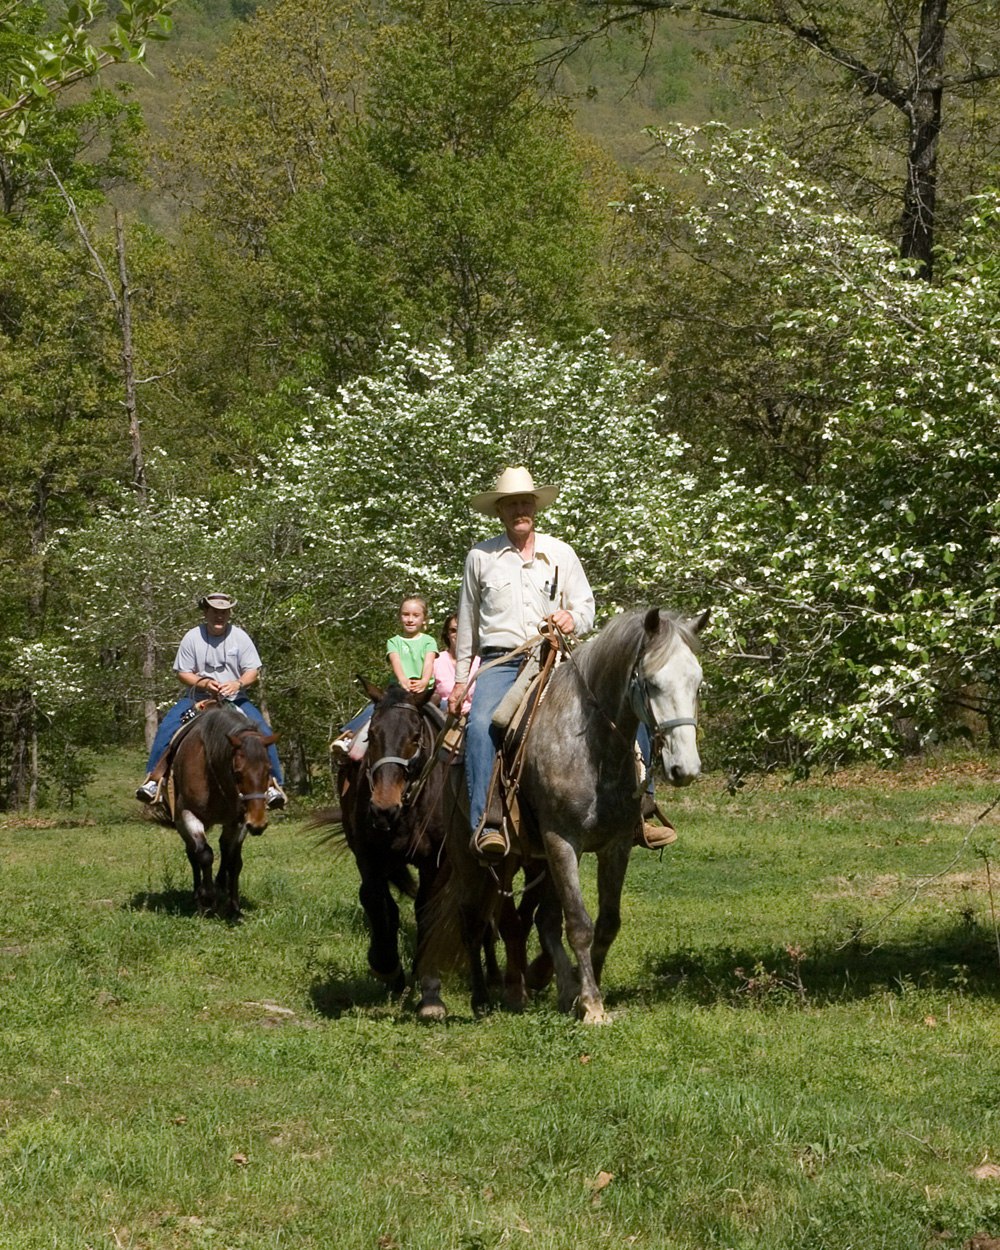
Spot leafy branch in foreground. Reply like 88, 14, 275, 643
0, 0, 173, 146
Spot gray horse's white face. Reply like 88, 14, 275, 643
644, 641, 703, 786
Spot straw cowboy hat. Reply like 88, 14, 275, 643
470, 466, 560, 517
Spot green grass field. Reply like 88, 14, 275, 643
4, 750, 1000, 1249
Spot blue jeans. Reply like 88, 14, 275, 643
637, 722, 654, 795
147, 695, 283, 783
465, 654, 522, 833
343, 704, 374, 735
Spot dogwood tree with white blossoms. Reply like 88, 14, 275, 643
50, 136, 1000, 780
56, 332, 699, 773
637, 127, 1000, 773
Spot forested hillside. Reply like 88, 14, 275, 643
3, 0, 1000, 807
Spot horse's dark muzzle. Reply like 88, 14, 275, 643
247, 820, 268, 836
371, 803, 402, 831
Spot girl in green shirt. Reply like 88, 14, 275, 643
385, 596, 437, 693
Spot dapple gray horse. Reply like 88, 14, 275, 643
436, 608, 707, 1023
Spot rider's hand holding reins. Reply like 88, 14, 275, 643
548, 609, 575, 635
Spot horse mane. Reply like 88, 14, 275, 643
639, 609, 703, 670
573, 609, 701, 683
375, 684, 414, 712
198, 703, 269, 769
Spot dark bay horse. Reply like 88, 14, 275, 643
153, 702, 277, 920
318, 680, 529, 1019
323, 680, 453, 1018
438, 608, 708, 1023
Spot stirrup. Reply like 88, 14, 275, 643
472, 824, 509, 864
135, 776, 160, 804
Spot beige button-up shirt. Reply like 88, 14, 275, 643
454, 531, 596, 684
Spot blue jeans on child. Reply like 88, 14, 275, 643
146, 695, 283, 783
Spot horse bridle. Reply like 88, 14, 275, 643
628, 664, 699, 737
364, 706, 425, 788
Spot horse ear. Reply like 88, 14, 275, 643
643, 608, 662, 636
259, 733, 280, 746
413, 687, 435, 709
357, 673, 385, 702
689, 609, 711, 635
228, 733, 245, 750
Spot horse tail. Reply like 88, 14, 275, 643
304, 806, 348, 850
415, 859, 474, 975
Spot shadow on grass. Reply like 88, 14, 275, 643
123, 888, 260, 920
308, 962, 413, 1018
623, 920, 1000, 1009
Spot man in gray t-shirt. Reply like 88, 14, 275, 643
135, 593, 285, 808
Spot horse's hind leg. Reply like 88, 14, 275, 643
533, 867, 577, 1011
217, 822, 248, 922
177, 811, 215, 915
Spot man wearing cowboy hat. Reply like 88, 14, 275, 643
135, 592, 286, 810
449, 467, 595, 860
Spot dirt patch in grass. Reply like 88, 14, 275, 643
926, 803, 1000, 827
0, 816, 97, 829
819, 869, 1000, 902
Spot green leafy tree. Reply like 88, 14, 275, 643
647, 134, 1000, 773
166, 0, 367, 254
530, 0, 1000, 277
271, 0, 602, 376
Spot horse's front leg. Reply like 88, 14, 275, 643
358, 867, 405, 995
541, 831, 605, 1023
591, 838, 631, 987
176, 811, 215, 915
217, 821, 248, 922
521, 865, 555, 992
414, 861, 448, 1021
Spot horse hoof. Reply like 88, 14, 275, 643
580, 1001, 610, 1025
417, 1000, 447, 1022
504, 982, 528, 1013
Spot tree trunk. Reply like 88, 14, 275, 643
899, 0, 946, 277
115, 211, 159, 749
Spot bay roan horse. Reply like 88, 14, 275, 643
441, 608, 708, 1024
155, 702, 278, 920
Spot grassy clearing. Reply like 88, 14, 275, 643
4, 750, 1000, 1248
